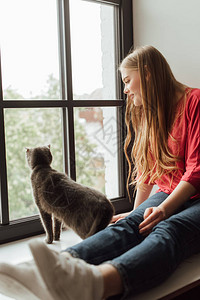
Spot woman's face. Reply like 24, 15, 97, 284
121, 68, 143, 106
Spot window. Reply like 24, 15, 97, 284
0, 0, 133, 244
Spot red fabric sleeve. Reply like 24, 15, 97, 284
181, 95, 200, 192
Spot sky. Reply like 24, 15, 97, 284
0, 0, 103, 98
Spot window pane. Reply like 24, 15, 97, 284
0, 0, 61, 100
74, 107, 122, 199
70, 0, 118, 100
4, 108, 63, 220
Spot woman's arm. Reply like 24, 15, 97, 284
134, 184, 154, 209
139, 181, 196, 234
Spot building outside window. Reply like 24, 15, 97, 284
0, 0, 133, 244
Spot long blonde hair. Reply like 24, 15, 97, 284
120, 46, 185, 195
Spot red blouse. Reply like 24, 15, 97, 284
154, 88, 200, 199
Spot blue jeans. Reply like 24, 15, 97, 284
66, 192, 200, 299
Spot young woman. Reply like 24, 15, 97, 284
0, 45, 200, 300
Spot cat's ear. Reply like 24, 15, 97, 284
25, 147, 30, 152
47, 144, 51, 149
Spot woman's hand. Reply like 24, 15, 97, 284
139, 182, 197, 235
139, 206, 166, 235
111, 212, 131, 223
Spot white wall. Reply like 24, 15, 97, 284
132, 0, 200, 88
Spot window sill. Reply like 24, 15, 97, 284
0, 228, 81, 265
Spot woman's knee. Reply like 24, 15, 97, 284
152, 215, 200, 257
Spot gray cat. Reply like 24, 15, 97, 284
26, 145, 114, 243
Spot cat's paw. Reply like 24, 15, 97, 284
45, 237, 53, 244
54, 234, 60, 241
54, 229, 61, 241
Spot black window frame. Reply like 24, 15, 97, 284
0, 0, 133, 244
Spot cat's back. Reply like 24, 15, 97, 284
37, 169, 72, 207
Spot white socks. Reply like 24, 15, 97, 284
0, 260, 54, 300
29, 240, 104, 300
0, 240, 104, 300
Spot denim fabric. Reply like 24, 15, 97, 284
66, 192, 200, 299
